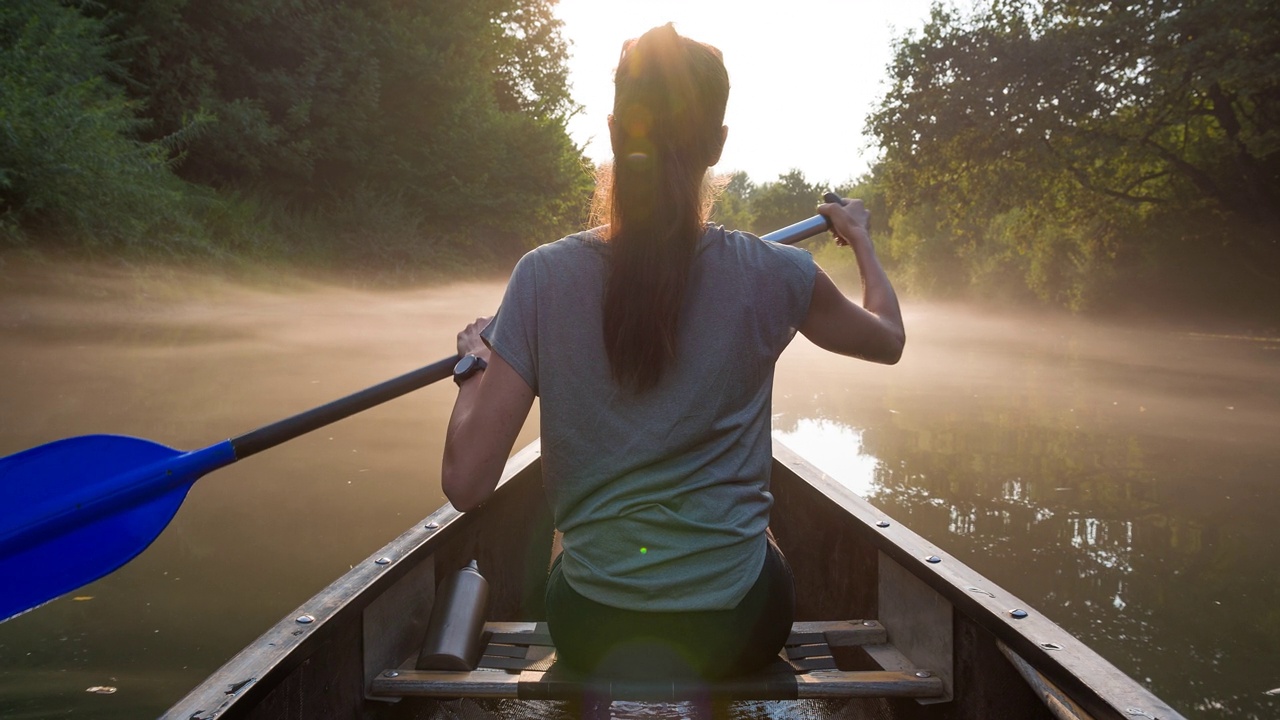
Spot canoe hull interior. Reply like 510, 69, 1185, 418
163, 440, 1183, 720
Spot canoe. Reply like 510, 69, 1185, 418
163, 440, 1185, 719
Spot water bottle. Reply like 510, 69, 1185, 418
416, 560, 489, 671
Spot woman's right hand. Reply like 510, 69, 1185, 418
800, 196, 904, 365
816, 198, 872, 250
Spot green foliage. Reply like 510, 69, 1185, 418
748, 169, 819, 235
708, 169, 883, 286
1, 0, 588, 269
710, 170, 755, 231
95, 0, 589, 256
0, 0, 201, 248
882, 200, 962, 297
869, 0, 1280, 311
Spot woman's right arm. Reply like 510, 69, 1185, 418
798, 198, 905, 364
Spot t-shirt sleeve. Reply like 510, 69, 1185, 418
750, 236, 817, 356
481, 250, 539, 394
773, 242, 818, 329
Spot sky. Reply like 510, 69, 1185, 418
553, 0, 939, 187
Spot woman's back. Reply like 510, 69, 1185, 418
484, 225, 815, 611
441, 22, 902, 679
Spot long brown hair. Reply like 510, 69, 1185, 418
598, 24, 729, 392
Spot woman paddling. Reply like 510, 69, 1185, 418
442, 23, 904, 680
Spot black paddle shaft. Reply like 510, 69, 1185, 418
229, 355, 459, 459
226, 192, 848, 461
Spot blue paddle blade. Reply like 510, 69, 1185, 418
0, 435, 235, 622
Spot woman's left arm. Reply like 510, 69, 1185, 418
441, 317, 535, 512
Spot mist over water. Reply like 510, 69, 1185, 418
0, 267, 536, 719
774, 307, 1280, 719
0, 266, 1276, 718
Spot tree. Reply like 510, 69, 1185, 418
711, 170, 755, 231
0, 0, 195, 246
94, 0, 588, 255
869, 0, 1280, 308
750, 169, 818, 235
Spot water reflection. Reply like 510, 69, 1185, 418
0, 269, 526, 719
772, 310, 1280, 719
771, 418, 880, 496
1, 267, 1277, 719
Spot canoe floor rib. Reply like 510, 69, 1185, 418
370, 619, 946, 702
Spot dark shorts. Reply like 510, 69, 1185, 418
545, 537, 795, 680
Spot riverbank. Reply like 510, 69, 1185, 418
11, 244, 1276, 352
0, 240, 521, 302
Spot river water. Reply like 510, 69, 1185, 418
0, 265, 1276, 718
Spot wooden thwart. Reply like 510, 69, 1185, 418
370, 619, 945, 702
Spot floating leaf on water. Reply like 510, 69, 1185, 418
72, 596, 94, 601
86, 686, 117, 694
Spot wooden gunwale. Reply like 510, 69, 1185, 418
163, 438, 1184, 719
770, 439, 1184, 720
162, 441, 543, 720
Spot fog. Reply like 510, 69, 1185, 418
0, 265, 1275, 718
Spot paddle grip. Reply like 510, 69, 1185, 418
758, 192, 844, 246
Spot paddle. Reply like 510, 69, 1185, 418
0, 196, 843, 622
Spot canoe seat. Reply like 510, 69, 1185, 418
369, 619, 945, 702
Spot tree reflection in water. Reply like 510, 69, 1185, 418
772, 307, 1280, 720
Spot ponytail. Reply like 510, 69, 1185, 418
599, 25, 729, 392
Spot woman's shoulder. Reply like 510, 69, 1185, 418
508, 227, 609, 288
706, 224, 813, 269
523, 227, 608, 262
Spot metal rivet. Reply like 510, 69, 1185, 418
925, 555, 941, 564
425, 522, 439, 530
1010, 609, 1028, 619
1040, 642, 1064, 651
915, 670, 932, 678
295, 614, 314, 624
384, 670, 400, 678
876, 521, 890, 528
375, 557, 391, 565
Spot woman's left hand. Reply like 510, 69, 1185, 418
443, 316, 534, 512
457, 316, 494, 359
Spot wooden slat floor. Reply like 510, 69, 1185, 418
371, 620, 945, 702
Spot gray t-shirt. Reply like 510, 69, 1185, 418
483, 225, 816, 611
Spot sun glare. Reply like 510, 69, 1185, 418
554, 0, 936, 185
